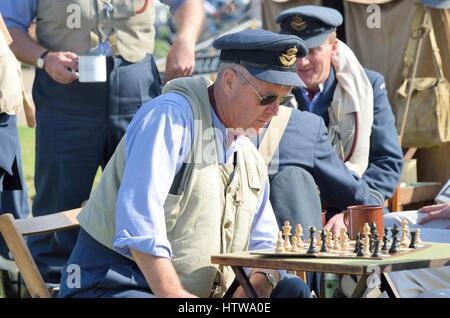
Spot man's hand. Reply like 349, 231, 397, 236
163, 38, 195, 83
418, 203, 450, 228
324, 212, 347, 236
130, 249, 197, 298
44, 51, 78, 84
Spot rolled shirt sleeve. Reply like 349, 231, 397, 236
0, 0, 37, 30
112, 93, 193, 259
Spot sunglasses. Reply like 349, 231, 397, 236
232, 69, 293, 106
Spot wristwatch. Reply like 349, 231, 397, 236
36, 50, 50, 69
254, 271, 277, 290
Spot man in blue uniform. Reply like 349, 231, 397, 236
58, 29, 311, 298
272, 6, 403, 234
0, 0, 204, 284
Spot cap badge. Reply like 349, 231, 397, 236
290, 16, 307, 32
279, 47, 298, 67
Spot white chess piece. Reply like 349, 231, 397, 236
340, 228, 349, 251
282, 221, 292, 251
363, 236, 370, 254
400, 219, 410, 247
416, 228, 422, 245
333, 233, 341, 250
295, 224, 304, 249
276, 231, 285, 252
291, 235, 299, 252
325, 229, 333, 249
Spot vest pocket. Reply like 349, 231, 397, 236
163, 193, 183, 233
112, 0, 136, 19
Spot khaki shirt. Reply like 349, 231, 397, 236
0, 30, 23, 115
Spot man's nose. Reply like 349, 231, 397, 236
297, 57, 310, 68
266, 101, 280, 116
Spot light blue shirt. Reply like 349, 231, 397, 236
111, 92, 278, 260
0, 0, 186, 54
299, 83, 324, 113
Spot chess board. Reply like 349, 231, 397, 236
250, 241, 431, 260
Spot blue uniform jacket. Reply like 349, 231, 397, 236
293, 68, 403, 206
269, 109, 371, 211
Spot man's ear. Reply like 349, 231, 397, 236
221, 68, 237, 96
331, 39, 339, 56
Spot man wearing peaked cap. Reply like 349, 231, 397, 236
265, 5, 403, 237
213, 29, 308, 86
58, 29, 311, 298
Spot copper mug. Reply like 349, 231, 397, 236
344, 205, 384, 240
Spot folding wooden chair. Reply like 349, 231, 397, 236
0, 208, 81, 298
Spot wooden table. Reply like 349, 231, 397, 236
211, 242, 450, 298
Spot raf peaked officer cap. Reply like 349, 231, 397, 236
212, 29, 308, 87
276, 5, 343, 49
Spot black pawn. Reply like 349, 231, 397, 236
307, 227, 317, 254
372, 240, 380, 258
356, 241, 365, 257
320, 229, 327, 253
370, 222, 377, 237
354, 232, 361, 253
382, 228, 389, 251
409, 231, 417, 249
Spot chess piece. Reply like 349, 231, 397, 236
389, 225, 400, 254
363, 222, 371, 238
291, 235, 299, 252
282, 221, 292, 251
400, 219, 410, 247
416, 229, 422, 245
295, 224, 304, 249
306, 226, 317, 254
370, 232, 379, 253
371, 239, 380, 257
356, 241, 365, 256
320, 229, 327, 253
333, 233, 341, 250
409, 231, 417, 249
275, 231, 285, 252
382, 228, 389, 251
362, 235, 370, 254
325, 228, 333, 249
340, 228, 349, 250
353, 233, 361, 253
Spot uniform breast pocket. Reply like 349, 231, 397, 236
163, 193, 183, 233
112, 0, 137, 19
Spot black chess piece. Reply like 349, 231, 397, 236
370, 222, 377, 237
307, 226, 317, 254
356, 241, 365, 257
354, 232, 361, 253
382, 228, 389, 251
409, 231, 417, 249
372, 239, 380, 257
320, 229, 327, 253
370, 232, 379, 253
389, 224, 400, 254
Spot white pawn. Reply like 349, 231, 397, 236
291, 235, 299, 252
416, 228, 422, 245
276, 231, 285, 252
333, 233, 341, 250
